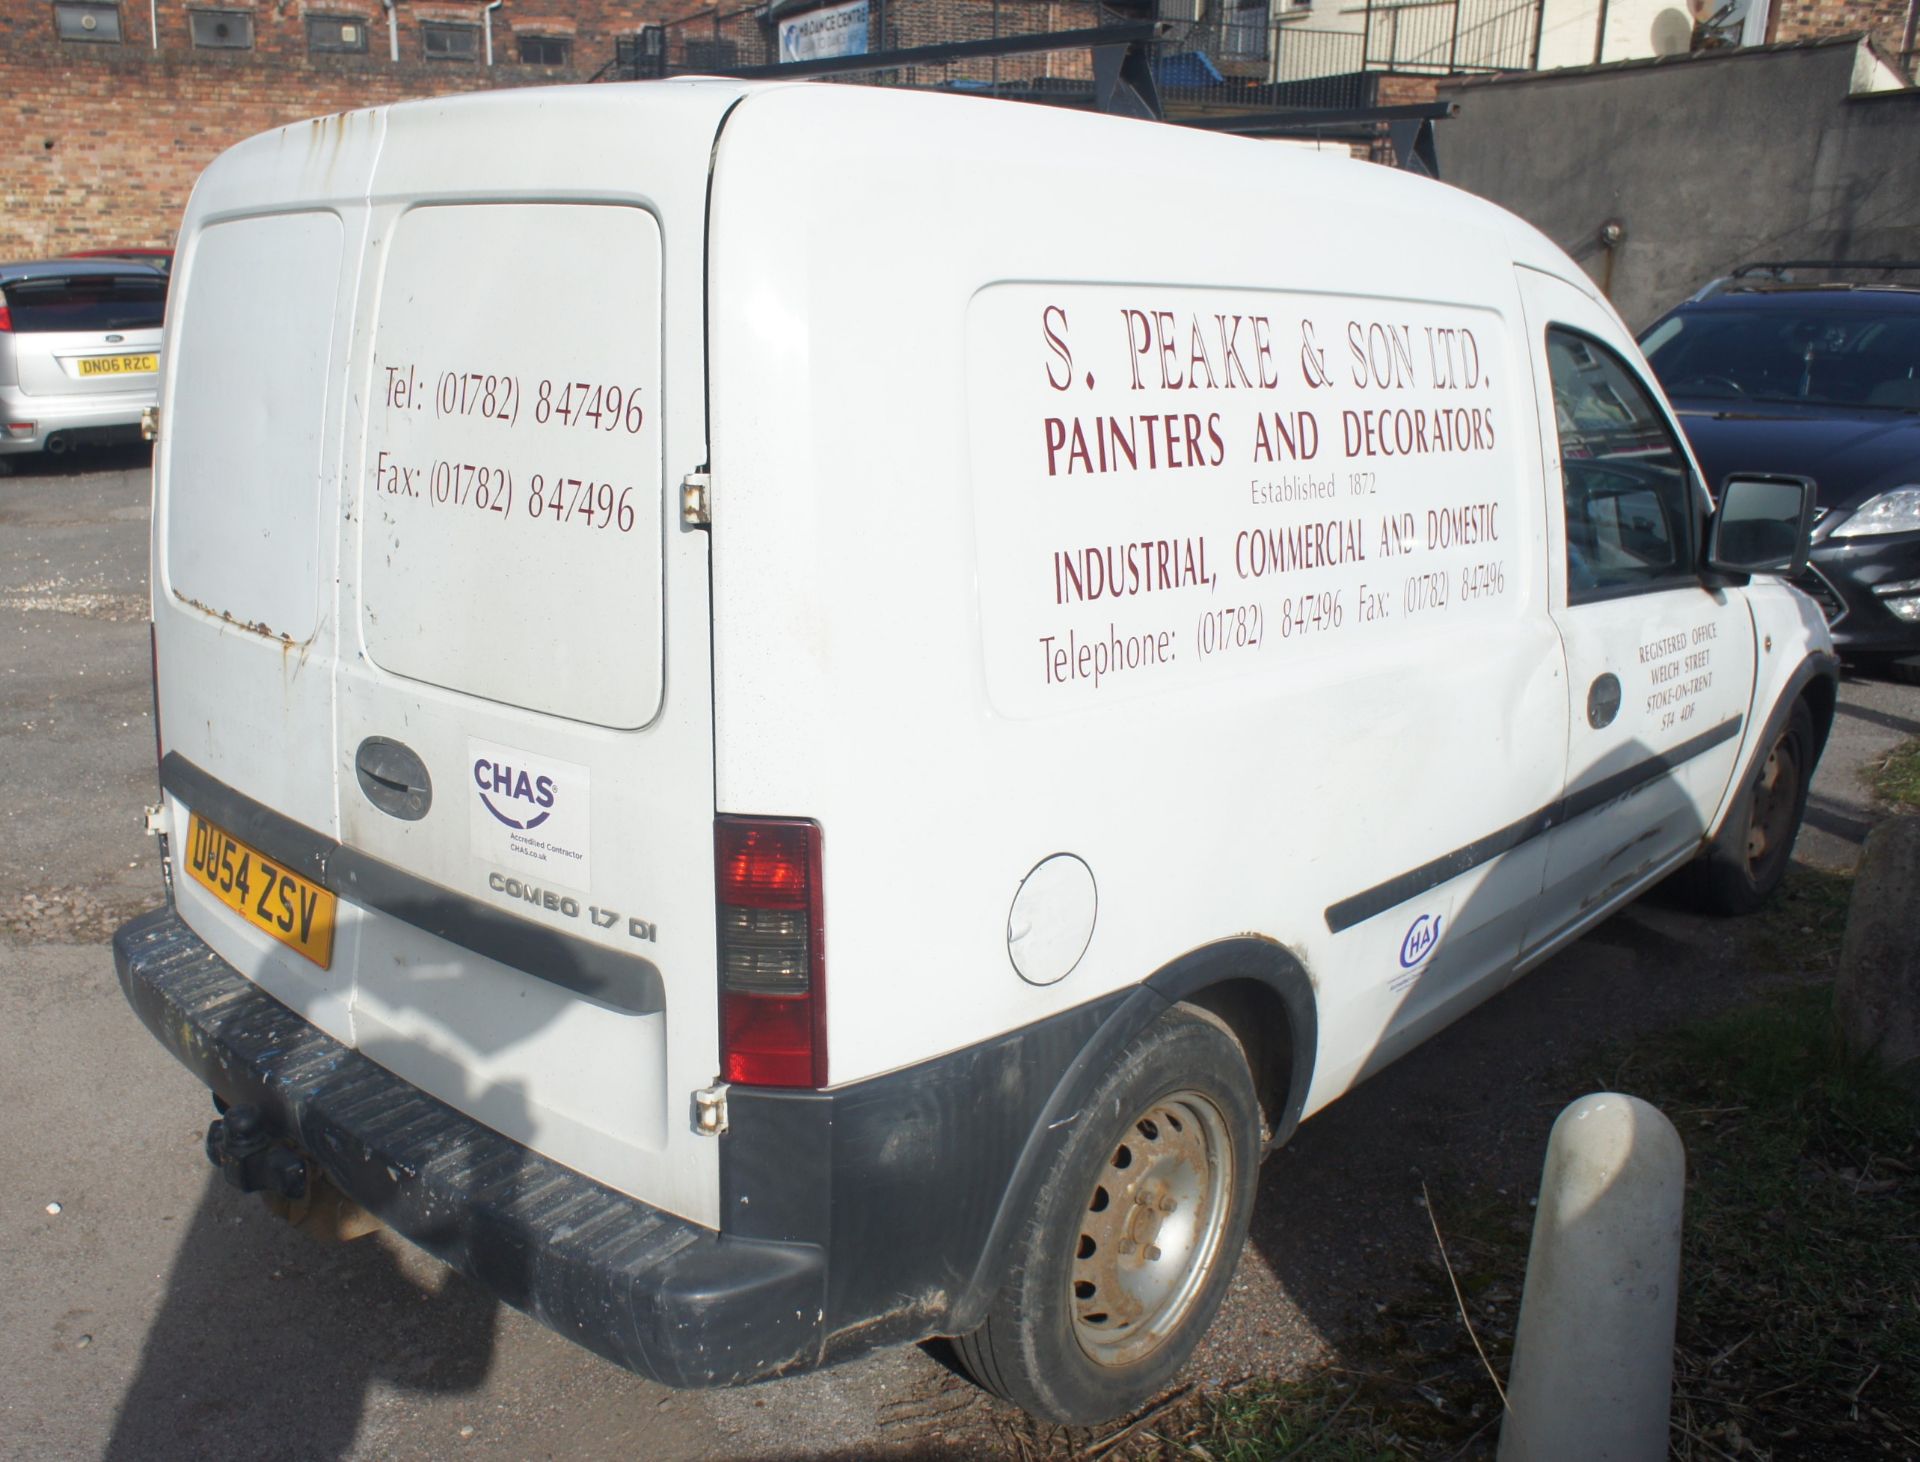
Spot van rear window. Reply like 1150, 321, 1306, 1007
3, 274, 166, 332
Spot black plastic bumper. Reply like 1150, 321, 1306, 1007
113, 906, 826, 1388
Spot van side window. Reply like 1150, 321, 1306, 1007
1546, 327, 1696, 604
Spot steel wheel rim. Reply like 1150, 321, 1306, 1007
1745, 730, 1801, 870
1069, 1090, 1234, 1369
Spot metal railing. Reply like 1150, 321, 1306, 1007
1271, 27, 1364, 81
646, 0, 1109, 96
610, 0, 1536, 108
1360, 0, 1538, 74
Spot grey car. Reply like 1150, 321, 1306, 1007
0, 257, 167, 460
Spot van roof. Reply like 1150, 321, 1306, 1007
199, 79, 1578, 311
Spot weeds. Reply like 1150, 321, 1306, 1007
1649, 985, 1920, 1459
1748, 864, 1854, 977
1866, 737, 1920, 811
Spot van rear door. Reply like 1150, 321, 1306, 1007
157, 88, 739, 1226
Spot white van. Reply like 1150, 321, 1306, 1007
116, 79, 1835, 1424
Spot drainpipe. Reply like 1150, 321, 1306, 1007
484, 0, 502, 64
149, 0, 157, 48
1598, 218, 1626, 299
383, 0, 399, 61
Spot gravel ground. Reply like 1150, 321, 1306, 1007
2, 448, 1915, 1462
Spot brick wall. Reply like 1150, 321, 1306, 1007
1373, 73, 1445, 105
1770, 0, 1913, 66
0, 0, 670, 73
0, 0, 677, 255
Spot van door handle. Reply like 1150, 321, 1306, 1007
1586, 673, 1622, 729
355, 737, 433, 821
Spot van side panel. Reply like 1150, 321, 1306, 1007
706, 89, 1568, 1105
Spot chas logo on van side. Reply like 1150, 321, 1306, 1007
1399, 912, 1443, 969
473, 757, 557, 830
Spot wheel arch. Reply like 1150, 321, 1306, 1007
1796, 653, 1838, 759
1739, 648, 1839, 810
949, 937, 1318, 1335
1144, 939, 1318, 1153
1712, 649, 1843, 845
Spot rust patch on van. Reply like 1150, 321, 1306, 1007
172, 589, 295, 645
1579, 856, 1660, 912
830, 1291, 948, 1345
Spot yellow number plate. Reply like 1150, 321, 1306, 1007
77, 353, 157, 377
185, 813, 336, 968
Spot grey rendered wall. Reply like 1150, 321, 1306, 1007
1437, 42, 1920, 329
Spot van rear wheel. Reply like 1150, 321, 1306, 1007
954, 1005, 1260, 1425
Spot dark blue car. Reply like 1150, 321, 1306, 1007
1640, 266, 1920, 680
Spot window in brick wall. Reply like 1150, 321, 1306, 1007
189, 8, 254, 47
422, 21, 479, 59
517, 34, 570, 64
52, 1, 123, 42
307, 13, 369, 52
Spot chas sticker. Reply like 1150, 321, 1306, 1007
468, 736, 592, 892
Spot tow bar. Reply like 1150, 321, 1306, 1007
204, 1103, 309, 1200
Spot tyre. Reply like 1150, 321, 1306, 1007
1683, 697, 1815, 916
954, 1004, 1261, 1425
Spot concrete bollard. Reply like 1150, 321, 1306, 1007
1498, 1093, 1685, 1462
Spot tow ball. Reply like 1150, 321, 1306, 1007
204, 1103, 309, 1200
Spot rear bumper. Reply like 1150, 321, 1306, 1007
113, 905, 826, 1389
0, 381, 155, 453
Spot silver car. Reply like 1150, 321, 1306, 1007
0, 257, 167, 460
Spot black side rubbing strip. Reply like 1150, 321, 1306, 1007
164, 752, 333, 885
1560, 715, 1742, 820
160, 752, 665, 1016
1324, 806, 1559, 935
1324, 715, 1743, 934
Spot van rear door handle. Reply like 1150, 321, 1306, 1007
355, 737, 433, 821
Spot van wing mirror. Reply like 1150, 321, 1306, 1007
1706, 473, 1816, 580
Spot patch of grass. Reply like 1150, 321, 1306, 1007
1628, 984, 1920, 1459
1866, 736, 1920, 810
1188, 1383, 1405, 1461
1054, 981, 1919, 1462
1748, 864, 1855, 977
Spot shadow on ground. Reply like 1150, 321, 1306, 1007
0, 442, 151, 480
104, 1171, 501, 1461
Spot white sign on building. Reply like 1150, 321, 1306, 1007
777, 0, 870, 63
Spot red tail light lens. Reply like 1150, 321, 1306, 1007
716, 816, 825, 1088
0, 302, 12, 333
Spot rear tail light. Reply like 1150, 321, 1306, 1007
0, 291, 11, 332
716, 816, 825, 1088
